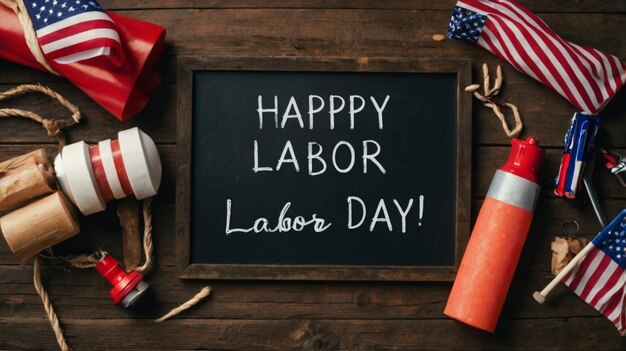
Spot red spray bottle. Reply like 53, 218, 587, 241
444, 137, 544, 332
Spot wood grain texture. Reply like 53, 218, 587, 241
0, 0, 624, 349
97, 0, 626, 13
2, 317, 626, 350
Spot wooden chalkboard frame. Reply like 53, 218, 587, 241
176, 56, 472, 281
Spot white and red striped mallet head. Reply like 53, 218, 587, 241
54, 127, 161, 215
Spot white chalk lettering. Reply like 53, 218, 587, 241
253, 140, 273, 172
370, 95, 390, 129
225, 199, 332, 234
308, 142, 327, 176
308, 95, 325, 129
332, 141, 355, 173
393, 199, 414, 234
347, 196, 366, 229
281, 96, 304, 129
257, 95, 279, 129
329, 95, 345, 130
369, 198, 392, 231
349, 95, 365, 129
276, 140, 300, 172
362, 140, 386, 174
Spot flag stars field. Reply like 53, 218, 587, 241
25, 0, 123, 64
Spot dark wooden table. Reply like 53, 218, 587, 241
1, 1, 625, 350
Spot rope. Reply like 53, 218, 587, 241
0, 0, 59, 75
33, 257, 70, 351
33, 250, 102, 351
0, 83, 81, 350
40, 250, 105, 269
466, 64, 523, 138
31, 198, 154, 351
0, 84, 82, 147
155, 287, 212, 323
136, 198, 154, 273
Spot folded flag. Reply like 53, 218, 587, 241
563, 210, 626, 335
25, 0, 125, 67
0, 0, 165, 121
448, 0, 626, 115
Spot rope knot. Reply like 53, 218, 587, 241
466, 64, 523, 139
42, 119, 63, 136
42, 117, 78, 137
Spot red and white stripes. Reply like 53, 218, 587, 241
90, 139, 134, 202
457, 0, 626, 114
55, 127, 161, 215
35, 11, 124, 65
563, 249, 626, 334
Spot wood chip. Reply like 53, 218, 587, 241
567, 236, 588, 254
551, 237, 571, 276
464, 84, 481, 93
432, 34, 446, 42
551, 235, 590, 276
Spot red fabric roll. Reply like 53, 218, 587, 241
0, 5, 165, 121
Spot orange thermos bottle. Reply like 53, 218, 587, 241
444, 137, 544, 332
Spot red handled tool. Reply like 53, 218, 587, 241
96, 254, 149, 307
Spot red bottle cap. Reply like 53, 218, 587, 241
500, 137, 545, 183
96, 254, 149, 307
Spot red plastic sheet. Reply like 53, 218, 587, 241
0, 5, 166, 121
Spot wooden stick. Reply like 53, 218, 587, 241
532, 242, 595, 304
117, 197, 142, 271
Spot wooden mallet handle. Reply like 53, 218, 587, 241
533, 241, 595, 304
117, 197, 142, 271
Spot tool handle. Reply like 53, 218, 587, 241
583, 176, 608, 227
533, 241, 595, 304
117, 197, 142, 271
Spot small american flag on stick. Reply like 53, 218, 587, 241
563, 211, 626, 334
448, 0, 626, 114
25, 0, 124, 66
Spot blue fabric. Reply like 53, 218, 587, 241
26, 0, 105, 30
593, 210, 626, 269
448, 6, 487, 43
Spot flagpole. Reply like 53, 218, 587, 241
532, 241, 595, 304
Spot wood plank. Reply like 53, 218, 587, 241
98, 0, 626, 13
0, 83, 176, 144
1, 317, 626, 350
0, 264, 612, 321
114, 10, 623, 59
0, 78, 623, 147
0, 57, 176, 85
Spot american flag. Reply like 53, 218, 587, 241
563, 211, 626, 334
25, 0, 124, 65
448, 0, 626, 115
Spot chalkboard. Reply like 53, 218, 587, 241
176, 57, 471, 281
